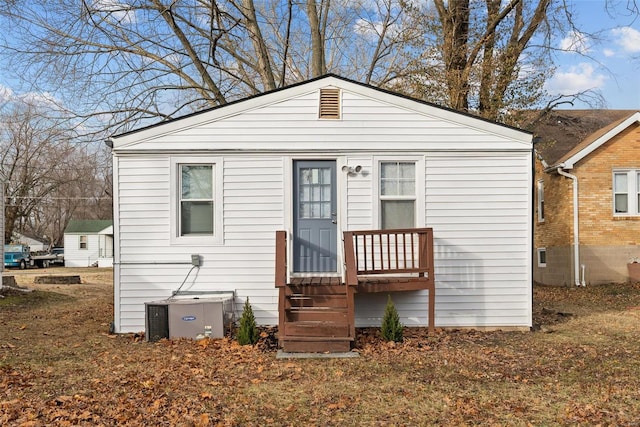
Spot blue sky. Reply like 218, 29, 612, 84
546, 1, 640, 109
0, 1, 638, 112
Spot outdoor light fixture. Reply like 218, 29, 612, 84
341, 165, 362, 175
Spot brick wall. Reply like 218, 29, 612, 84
534, 123, 640, 284
575, 124, 640, 246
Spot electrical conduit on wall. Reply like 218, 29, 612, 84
556, 166, 586, 286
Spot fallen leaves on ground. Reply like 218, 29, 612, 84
2, 272, 640, 425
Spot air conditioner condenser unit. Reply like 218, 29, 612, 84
145, 296, 234, 342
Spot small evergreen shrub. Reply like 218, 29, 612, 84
237, 298, 259, 345
381, 295, 403, 342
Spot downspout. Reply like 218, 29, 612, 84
556, 166, 585, 286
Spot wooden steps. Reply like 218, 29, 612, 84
279, 283, 354, 353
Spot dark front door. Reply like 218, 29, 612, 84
293, 160, 337, 272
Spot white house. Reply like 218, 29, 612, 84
109, 75, 533, 336
12, 232, 49, 252
64, 219, 114, 267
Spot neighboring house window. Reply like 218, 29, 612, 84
537, 180, 545, 222
613, 170, 640, 215
537, 248, 546, 267
380, 161, 415, 229
79, 235, 88, 250
170, 157, 223, 245
180, 164, 214, 236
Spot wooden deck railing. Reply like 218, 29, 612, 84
275, 228, 435, 339
343, 228, 435, 334
343, 228, 435, 284
275, 230, 287, 287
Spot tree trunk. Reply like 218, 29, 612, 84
307, 0, 327, 77
241, 0, 277, 91
435, 0, 470, 111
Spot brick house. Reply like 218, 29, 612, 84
533, 110, 640, 285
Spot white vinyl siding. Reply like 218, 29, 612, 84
113, 86, 529, 153
64, 234, 100, 267
355, 154, 532, 329
424, 154, 532, 328
115, 156, 285, 332
111, 77, 532, 333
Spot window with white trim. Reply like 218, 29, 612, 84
537, 248, 546, 267
79, 235, 87, 250
180, 164, 214, 235
171, 157, 223, 245
380, 161, 416, 229
613, 170, 640, 215
537, 180, 545, 222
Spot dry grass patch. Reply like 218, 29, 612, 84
2, 272, 640, 425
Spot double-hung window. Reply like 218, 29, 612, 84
79, 235, 88, 250
180, 164, 214, 235
613, 170, 640, 216
380, 161, 416, 229
171, 157, 222, 245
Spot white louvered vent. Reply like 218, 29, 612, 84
319, 88, 341, 119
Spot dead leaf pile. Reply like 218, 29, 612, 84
2, 272, 640, 425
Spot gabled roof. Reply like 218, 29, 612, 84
553, 111, 640, 169
65, 219, 113, 234
13, 231, 48, 244
531, 110, 638, 167
109, 73, 532, 149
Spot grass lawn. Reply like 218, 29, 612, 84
2, 268, 640, 426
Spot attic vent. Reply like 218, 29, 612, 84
319, 88, 341, 119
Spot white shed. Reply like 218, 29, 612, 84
64, 220, 114, 267
109, 75, 533, 339
12, 232, 49, 252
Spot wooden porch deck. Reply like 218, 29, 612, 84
275, 228, 435, 353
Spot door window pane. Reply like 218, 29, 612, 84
299, 167, 332, 219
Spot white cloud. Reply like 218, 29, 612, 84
545, 63, 607, 94
353, 18, 379, 36
559, 30, 591, 54
611, 27, 640, 53
353, 17, 400, 39
603, 48, 615, 57
19, 91, 59, 108
0, 85, 62, 110
0, 85, 14, 103
91, 0, 136, 24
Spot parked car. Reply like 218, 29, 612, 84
51, 247, 65, 266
